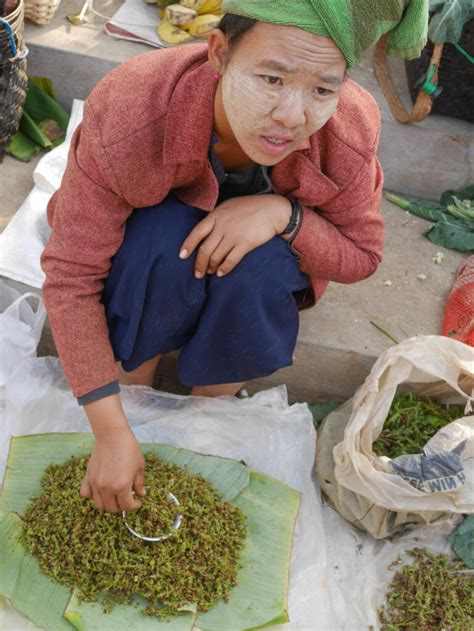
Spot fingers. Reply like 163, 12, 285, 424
206, 239, 234, 274
80, 477, 92, 499
132, 470, 146, 497
216, 245, 249, 277
179, 215, 215, 262
82, 477, 140, 513
92, 489, 105, 512
100, 491, 122, 514
116, 489, 142, 513
193, 232, 224, 279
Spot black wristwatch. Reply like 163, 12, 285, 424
279, 199, 301, 236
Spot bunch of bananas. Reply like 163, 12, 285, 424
146, 0, 223, 46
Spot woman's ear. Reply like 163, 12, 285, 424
207, 28, 230, 74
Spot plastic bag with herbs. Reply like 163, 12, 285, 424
316, 335, 473, 539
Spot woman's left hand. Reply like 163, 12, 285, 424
179, 194, 292, 278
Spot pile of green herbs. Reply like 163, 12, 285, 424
21, 453, 247, 617
379, 548, 473, 631
373, 391, 464, 459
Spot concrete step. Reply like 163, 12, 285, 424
0, 2, 469, 403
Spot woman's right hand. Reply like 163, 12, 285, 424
81, 394, 145, 513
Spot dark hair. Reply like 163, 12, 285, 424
218, 13, 257, 51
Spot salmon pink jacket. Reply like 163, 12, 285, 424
40, 44, 384, 399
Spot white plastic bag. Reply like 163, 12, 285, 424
0, 357, 332, 630
317, 336, 473, 538
0, 282, 46, 386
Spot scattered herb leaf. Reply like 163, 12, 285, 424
379, 548, 474, 630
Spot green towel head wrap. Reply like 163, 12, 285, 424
221, 0, 429, 67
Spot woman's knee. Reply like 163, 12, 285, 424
213, 237, 303, 296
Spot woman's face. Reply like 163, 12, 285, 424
215, 22, 347, 166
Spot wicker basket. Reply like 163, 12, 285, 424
24, 0, 60, 25
0, 0, 28, 161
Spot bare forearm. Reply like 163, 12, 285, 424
84, 394, 130, 438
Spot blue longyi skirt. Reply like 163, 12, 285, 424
102, 196, 309, 386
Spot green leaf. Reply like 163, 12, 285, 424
0, 513, 72, 631
386, 190, 474, 252
24, 81, 69, 131
29, 76, 57, 101
428, 0, 474, 43
440, 184, 474, 208
19, 110, 52, 148
6, 131, 41, 162
385, 191, 448, 222
65, 590, 196, 630
0, 513, 24, 599
195, 472, 300, 630
426, 221, 474, 251
449, 514, 474, 568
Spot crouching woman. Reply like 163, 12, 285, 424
41, 1, 428, 513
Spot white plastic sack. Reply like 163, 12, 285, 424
0, 282, 46, 386
317, 336, 473, 539
0, 357, 332, 630
0, 100, 84, 288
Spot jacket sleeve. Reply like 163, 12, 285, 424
40, 101, 134, 399
291, 152, 384, 285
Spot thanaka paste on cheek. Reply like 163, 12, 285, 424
221, 65, 276, 143
306, 98, 338, 130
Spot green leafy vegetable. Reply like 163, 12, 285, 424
441, 185, 474, 208
385, 186, 474, 252
373, 392, 464, 459
426, 219, 474, 251
429, 0, 474, 44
